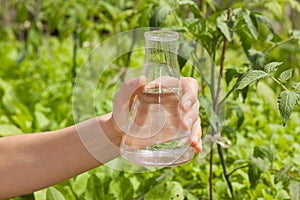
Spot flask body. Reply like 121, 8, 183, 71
120, 30, 194, 166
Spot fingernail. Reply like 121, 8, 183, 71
183, 100, 192, 110
185, 118, 192, 128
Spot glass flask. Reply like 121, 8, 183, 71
120, 30, 195, 166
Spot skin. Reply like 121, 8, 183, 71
0, 77, 202, 199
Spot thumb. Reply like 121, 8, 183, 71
112, 76, 146, 131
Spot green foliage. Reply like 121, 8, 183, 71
1, 0, 300, 199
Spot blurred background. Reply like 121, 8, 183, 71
0, 0, 300, 199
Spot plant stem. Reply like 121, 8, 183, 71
228, 164, 249, 177
209, 146, 214, 200
219, 81, 238, 107
217, 144, 235, 199
266, 37, 295, 52
270, 76, 289, 91
211, 7, 235, 200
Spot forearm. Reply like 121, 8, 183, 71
0, 113, 122, 199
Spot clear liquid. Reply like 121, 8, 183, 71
120, 87, 194, 166
121, 137, 194, 166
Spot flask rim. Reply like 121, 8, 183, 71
144, 30, 179, 42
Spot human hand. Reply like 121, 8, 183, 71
111, 76, 202, 152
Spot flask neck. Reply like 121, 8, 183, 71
144, 39, 178, 70
143, 30, 180, 88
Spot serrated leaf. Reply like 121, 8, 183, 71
279, 69, 293, 82
253, 145, 276, 163
217, 12, 233, 42
264, 62, 283, 73
255, 14, 275, 34
85, 174, 104, 200
46, 187, 65, 200
237, 70, 270, 89
243, 11, 258, 39
278, 91, 299, 125
292, 82, 300, 93
144, 181, 184, 200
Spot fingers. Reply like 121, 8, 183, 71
189, 117, 202, 153
179, 77, 202, 152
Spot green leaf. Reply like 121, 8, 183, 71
73, 173, 90, 197
228, 104, 245, 129
292, 82, 300, 93
109, 176, 134, 200
150, 5, 171, 27
46, 187, 65, 200
0, 124, 23, 137
85, 174, 104, 200
243, 11, 258, 40
217, 12, 233, 41
255, 14, 275, 34
177, 41, 194, 70
221, 126, 237, 144
289, 29, 300, 44
290, 0, 300, 12
289, 181, 300, 200
236, 70, 270, 90
225, 68, 238, 85
265, 1, 284, 19
247, 49, 267, 70
278, 91, 299, 126
279, 69, 293, 83
275, 164, 293, 184
236, 25, 253, 52
263, 62, 283, 73
144, 181, 184, 200
276, 190, 290, 200
248, 158, 264, 188
253, 145, 276, 163
178, 0, 200, 18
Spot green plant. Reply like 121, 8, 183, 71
1, 0, 300, 199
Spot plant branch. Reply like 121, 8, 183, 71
266, 37, 295, 52
219, 81, 238, 107
209, 146, 214, 200
228, 164, 249, 177
270, 76, 289, 91
217, 144, 235, 199
212, 7, 236, 200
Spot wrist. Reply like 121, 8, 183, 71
75, 113, 122, 164
97, 112, 124, 147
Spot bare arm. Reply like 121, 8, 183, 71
0, 113, 121, 199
